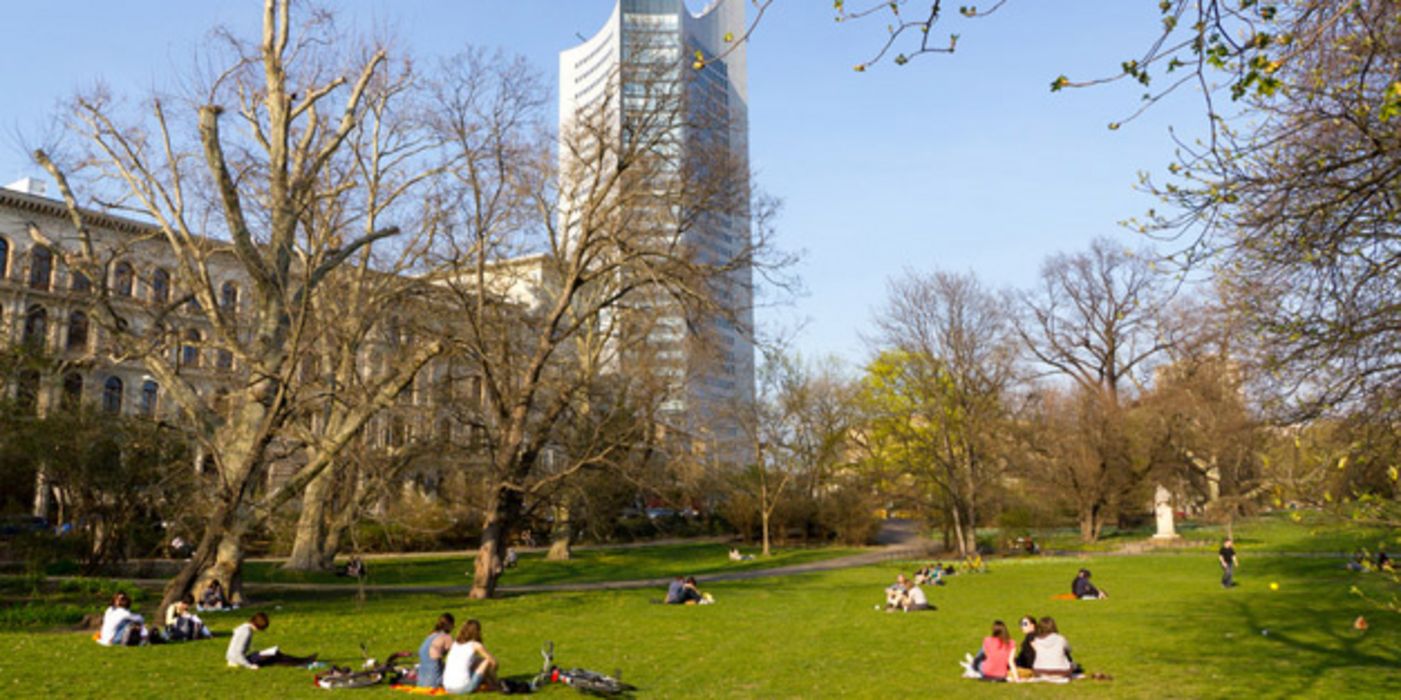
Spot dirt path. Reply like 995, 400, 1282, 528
47, 521, 939, 598
247, 519, 939, 597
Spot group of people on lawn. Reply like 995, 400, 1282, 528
99, 589, 495, 694
97, 585, 226, 647
871, 559, 1113, 682
962, 616, 1084, 682
664, 575, 712, 605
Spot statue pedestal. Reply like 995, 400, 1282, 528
1152, 484, 1179, 540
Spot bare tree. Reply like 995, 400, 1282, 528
861, 270, 1018, 555
423, 47, 784, 597
34, 1, 446, 610
1144, 1, 1401, 422
1016, 238, 1173, 540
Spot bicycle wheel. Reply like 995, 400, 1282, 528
316, 671, 383, 690
563, 670, 634, 695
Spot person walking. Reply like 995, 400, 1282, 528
1218, 538, 1238, 588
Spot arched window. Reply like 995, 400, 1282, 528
61, 372, 84, 409
150, 268, 170, 304
181, 329, 201, 368
71, 270, 91, 294
16, 371, 41, 413
22, 305, 47, 348
140, 380, 159, 418
29, 245, 53, 291
0, 236, 9, 279
112, 261, 134, 297
221, 281, 239, 314
102, 376, 124, 414
66, 310, 89, 351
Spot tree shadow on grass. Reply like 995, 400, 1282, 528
1231, 598, 1396, 697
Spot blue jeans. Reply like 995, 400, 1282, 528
113, 619, 145, 646
1222, 563, 1235, 587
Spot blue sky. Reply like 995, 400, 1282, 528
0, 1, 1204, 367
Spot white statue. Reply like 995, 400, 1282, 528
1153, 484, 1178, 539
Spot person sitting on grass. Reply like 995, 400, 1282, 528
728, 547, 754, 562
225, 612, 318, 669
442, 619, 498, 695
915, 564, 945, 586
902, 576, 932, 611
338, 555, 367, 579
1072, 569, 1107, 599
165, 594, 212, 642
98, 592, 147, 646
882, 575, 929, 612
199, 579, 230, 611
679, 576, 712, 605
1030, 616, 1078, 680
1014, 616, 1038, 674
664, 576, 686, 604
417, 613, 456, 689
961, 620, 1021, 682
883, 574, 911, 611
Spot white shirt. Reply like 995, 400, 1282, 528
1031, 633, 1073, 671
906, 585, 928, 607
442, 640, 486, 693
98, 606, 142, 646
226, 622, 258, 668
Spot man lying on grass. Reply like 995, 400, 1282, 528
225, 612, 318, 669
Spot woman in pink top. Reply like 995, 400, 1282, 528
979, 620, 1020, 681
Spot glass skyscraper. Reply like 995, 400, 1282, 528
559, 0, 754, 448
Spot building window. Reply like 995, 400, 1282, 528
112, 261, 134, 297
71, 270, 91, 294
216, 349, 234, 371
181, 329, 201, 368
140, 380, 159, 418
0, 236, 9, 279
61, 372, 84, 409
16, 371, 41, 413
102, 376, 124, 414
22, 305, 47, 348
29, 245, 53, 291
66, 310, 89, 351
151, 268, 170, 304
221, 281, 239, 315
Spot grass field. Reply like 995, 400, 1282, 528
1031, 511, 1397, 554
242, 543, 862, 587
1, 538, 1396, 698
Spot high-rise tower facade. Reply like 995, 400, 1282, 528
559, 0, 754, 446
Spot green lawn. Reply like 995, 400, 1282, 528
1032, 510, 1398, 554
2, 545, 1396, 698
242, 543, 862, 588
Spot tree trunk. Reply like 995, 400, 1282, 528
950, 504, 969, 557
962, 506, 978, 556
1079, 501, 1104, 543
32, 466, 51, 519
546, 503, 572, 561
284, 466, 334, 571
760, 476, 773, 557
159, 502, 233, 613
195, 532, 246, 605
468, 489, 520, 599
